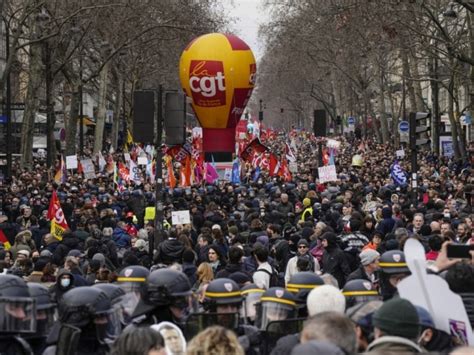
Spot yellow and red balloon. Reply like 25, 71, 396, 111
179, 33, 256, 154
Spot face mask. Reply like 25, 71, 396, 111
444, 213, 451, 219
60, 278, 71, 288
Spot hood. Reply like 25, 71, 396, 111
382, 207, 392, 219
56, 270, 75, 290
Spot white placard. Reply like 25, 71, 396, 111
224, 168, 232, 181
137, 156, 148, 165
326, 139, 341, 149
399, 239, 473, 345
124, 153, 131, 162
171, 210, 191, 225
80, 159, 96, 179
318, 165, 338, 183
66, 155, 78, 170
396, 149, 405, 159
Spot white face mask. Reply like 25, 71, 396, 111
60, 278, 71, 288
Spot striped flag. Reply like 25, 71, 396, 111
47, 190, 69, 241
0, 229, 11, 250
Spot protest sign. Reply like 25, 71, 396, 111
137, 156, 148, 165
66, 155, 78, 170
318, 165, 338, 183
171, 210, 191, 225
81, 159, 96, 179
399, 239, 473, 345
396, 149, 405, 159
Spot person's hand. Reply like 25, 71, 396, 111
434, 241, 462, 272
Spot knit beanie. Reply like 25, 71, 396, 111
373, 298, 420, 339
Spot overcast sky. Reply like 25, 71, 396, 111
224, 0, 268, 60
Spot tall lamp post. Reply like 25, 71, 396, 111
3, 19, 12, 179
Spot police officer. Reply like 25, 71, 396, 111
241, 283, 264, 325
342, 279, 382, 309
132, 268, 193, 326
0, 274, 36, 355
26, 283, 56, 355
378, 250, 410, 300
93, 283, 126, 328
256, 287, 298, 354
286, 271, 324, 317
116, 265, 150, 323
200, 278, 259, 354
44, 287, 121, 355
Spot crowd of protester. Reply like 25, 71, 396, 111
0, 130, 473, 355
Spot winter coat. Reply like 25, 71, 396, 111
375, 207, 396, 237
346, 265, 371, 284
49, 270, 75, 303
182, 262, 197, 285
321, 240, 351, 289
215, 263, 246, 279
155, 238, 184, 265
365, 335, 423, 354
112, 227, 131, 249
53, 234, 83, 266
284, 254, 320, 284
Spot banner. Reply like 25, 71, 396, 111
269, 154, 280, 177
240, 139, 267, 162
54, 155, 67, 184
129, 159, 142, 185
66, 155, 78, 170
47, 190, 69, 241
390, 160, 407, 186
166, 143, 192, 163
318, 165, 338, 183
118, 162, 130, 183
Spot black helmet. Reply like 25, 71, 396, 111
0, 274, 36, 334
204, 278, 242, 308
258, 287, 297, 330
342, 279, 382, 309
59, 287, 121, 343
146, 269, 192, 304
132, 269, 192, 320
117, 265, 150, 292
286, 272, 324, 303
28, 283, 56, 336
93, 283, 126, 305
240, 283, 264, 323
379, 250, 410, 275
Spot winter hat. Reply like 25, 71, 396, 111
102, 227, 113, 237
228, 226, 239, 236
373, 298, 420, 339
92, 253, 106, 267
359, 249, 380, 266
307, 285, 346, 316
134, 239, 147, 252
297, 239, 309, 247
39, 249, 53, 258
291, 340, 345, 355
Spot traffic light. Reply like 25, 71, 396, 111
409, 112, 430, 149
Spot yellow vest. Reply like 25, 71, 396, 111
300, 207, 313, 221
144, 206, 156, 223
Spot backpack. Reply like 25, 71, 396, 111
255, 266, 285, 288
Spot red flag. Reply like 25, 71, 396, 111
180, 155, 192, 187
167, 158, 176, 188
48, 190, 69, 241
269, 154, 280, 176
166, 144, 191, 163
118, 162, 130, 184
0, 229, 11, 250
240, 139, 268, 162
278, 159, 292, 182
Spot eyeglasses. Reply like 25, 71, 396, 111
298, 245, 308, 249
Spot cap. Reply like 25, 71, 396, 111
212, 224, 221, 230
67, 249, 85, 258
297, 239, 309, 247
359, 249, 380, 266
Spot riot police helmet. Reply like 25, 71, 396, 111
286, 271, 324, 303
342, 279, 382, 309
240, 283, 264, 322
27, 283, 56, 336
204, 278, 242, 312
0, 274, 36, 333
379, 250, 410, 275
257, 287, 297, 330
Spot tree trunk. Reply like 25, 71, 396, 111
402, 50, 417, 113
448, 79, 462, 160
20, 27, 43, 170
389, 92, 399, 148
111, 73, 123, 151
378, 67, 390, 144
65, 88, 79, 156
93, 60, 110, 154
409, 55, 425, 111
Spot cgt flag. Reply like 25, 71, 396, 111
390, 160, 407, 186
47, 190, 69, 241
240, 139, 267, 162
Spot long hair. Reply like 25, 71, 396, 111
197, 262, 213, 284
186, 326, 244, 355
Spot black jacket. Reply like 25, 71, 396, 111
53, 234, 83, 266
322, 247, 351, 288
346, 265, 371, 284
215, 263, 246, 279
155, 238, 184, 265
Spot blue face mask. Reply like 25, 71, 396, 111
60, 278, 71, 288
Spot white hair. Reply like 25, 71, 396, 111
307, 285, 346, 317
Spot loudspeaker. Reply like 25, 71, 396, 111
313, 110, 327, 137
133, 91, 155, 143
164, 92, 186, 146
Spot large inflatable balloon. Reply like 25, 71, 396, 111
179, 33, 256, 157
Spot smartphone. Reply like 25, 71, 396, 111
447, 244, 474, 259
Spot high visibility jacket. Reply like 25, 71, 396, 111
300, 207, 313, 222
